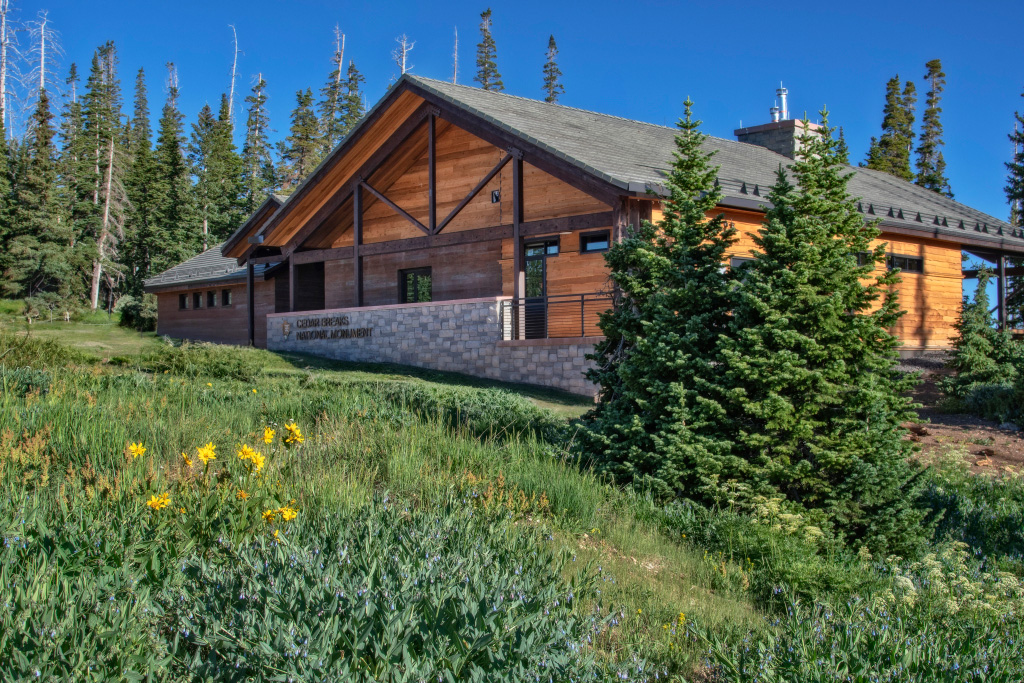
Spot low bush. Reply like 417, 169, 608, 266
126, 340, 274, 381
0, 366, 52, 396
0, 332, 90, 368
114, 293, 158, 332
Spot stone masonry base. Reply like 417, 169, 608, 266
266, 297, 599, 396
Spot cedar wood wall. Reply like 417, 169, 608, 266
156, 123, 965, 351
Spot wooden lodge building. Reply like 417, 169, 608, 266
144, 75, 1024, 395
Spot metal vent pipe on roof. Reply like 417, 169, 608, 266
776, 85, 789, 121
770, 105, 780, 123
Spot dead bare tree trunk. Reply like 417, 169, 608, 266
392, 34, 414, 76
90, 137, 116, 309
228, 24, 239, 123
0, 0, 12, 135
452, 27, 458, 84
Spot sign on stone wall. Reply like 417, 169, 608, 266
282, 315, 372, 341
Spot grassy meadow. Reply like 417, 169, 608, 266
2, 308, 1024, 681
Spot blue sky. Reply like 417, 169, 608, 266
15, 0, 1024, 224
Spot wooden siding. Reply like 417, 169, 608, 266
156, 280, 274, 347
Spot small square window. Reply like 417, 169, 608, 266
399, 267, 432, 303
580, 231, 611, 253
730, 256, 754, 269
179, 293, 188, 310
193, 292, 203, 309
887, 254, 924, 274
207, 291, 216, 307
221, 289, 232, 306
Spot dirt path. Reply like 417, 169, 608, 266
901, 358, 1024, 474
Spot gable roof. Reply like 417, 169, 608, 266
221, 193, 287, 259
400, 75, 1022, 252
143, 244, 272, 292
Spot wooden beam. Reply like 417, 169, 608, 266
435, 152, 512, 234
246, 261, 255, 346
512, 153, 524, 341
288, 258, 296, 312
963, 266, 1024, 278
428, 112, 436, 233
353, 184, 363, 306
361, 179, 430, 235
290, 211, 613, 265
282, 103, 433, 255
249, 254, 283, 265
998, 254, 1007, 330
421, 91, 623, 207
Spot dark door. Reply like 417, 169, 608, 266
523, 240, 558, 339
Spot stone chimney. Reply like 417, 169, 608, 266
734, 86, 821, 158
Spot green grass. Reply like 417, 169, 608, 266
0, 303, 163, 360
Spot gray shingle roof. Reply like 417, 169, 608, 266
406, 75, 1023, 250
143, 244, 272, 291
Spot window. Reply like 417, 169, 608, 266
179, 293, 188, 310
580, 230, 610, 253
856, 251, 874, 267
525, 240, 559, 258
730, 256, 754, 269
221, 289, 232, 306
887, 254, 924, 274
207, 291, 217, 307
193, 292, 203, 309
400, 267, 432, 303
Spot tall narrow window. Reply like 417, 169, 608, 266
193, 292, 203, 309
221, 289, 232, 306
400, 267, 432, 303
207, 291, 216, 307
179, 293, 188, 310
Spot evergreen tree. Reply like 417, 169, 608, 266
276, 87, 320, 191
578, 99, 737, 499
188, 95, 244, 249
122, 67, 159, 297
939, 269, 1023, 401
241, 75, 277, 212
150, 63, 199, 275
863, 76, 916, 181
914, 59, 952, 197
318, 36, 347, 156
542, 35, 563, 103
80, 42, 128, 310
836, 126, 849, 164
339, 61, 365, 135
713, 113, 925, 554
1006, 89, 1024, 228
474, 8, 503, 91
4, 90, 73, 305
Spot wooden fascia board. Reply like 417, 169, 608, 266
223, 196, 280, 258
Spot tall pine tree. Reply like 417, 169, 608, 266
914, 59, 952, 197
339, 61, 365, 134
542, 35, 563, 103
122, 67, 159, 297
150, 63, 199, 274
276, 87, 320, 191
318, 32, 347, 157
578, 99, 737, 499
713, 114, 925, 554
474, 8, 503, 91
1006, 88, 1024, 228
863, 75, 916, 181
189, 95, 244, 249
241, 74, 277, 212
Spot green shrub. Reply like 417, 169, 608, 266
0, 366, 52, 396
115, 293, 158, 332
0, 332, 91, 368
127, 340, 273, 381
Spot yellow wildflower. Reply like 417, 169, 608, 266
146, 491, 170, 511
196, 442, 217, 465
206, 382, 212, 387
181, 451, 193, 468
283, 422, 304, 445
273, 529, 279, 540
277, 505, 298, 522
128, 442, 146, 459
252, 389, 257, 394
178, 507, 186, 514
237, 444, 258, 461
262, 427, 276, 444
262, 509, 277, 523
236, 489, 250, 501
249, 451, 265, 473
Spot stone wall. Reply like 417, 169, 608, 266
266, 297, 599, 396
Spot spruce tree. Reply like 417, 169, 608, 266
836, 126, 849, 163
1005, 89, 1024, 325
542, 35, 563, 103
276, 87, 320, 191
212, 93, 244, 237
578, 99, 737, 499
122, 67, 159, 297
863, 75, 916, 181
151, 64, 199, 274
914, 59, 952, 197
241, 75, 277, 212
713, 113, 925, 554
474, 8, 503, 91
319, 39, 347, 155
339, 61, 366, 135
188, 96, 244, 249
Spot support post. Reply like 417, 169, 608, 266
288, 258, 296, 312
354, 183, 363, 307
428, 113, 436, 233
512, 152, 524, 338
246, 261, 255, 346
998, 253, 1007, 330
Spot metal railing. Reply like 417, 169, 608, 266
499, 292, 612, 340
